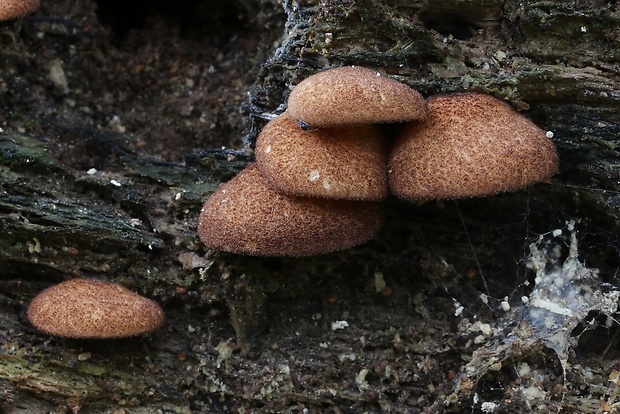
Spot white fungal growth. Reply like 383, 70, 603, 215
309, 170, 320, 182
525, 220, 620, 362
480, 401, 499, 413
454, 300, 464, 317
331, 320, 349, 331
446, 221, 619, 406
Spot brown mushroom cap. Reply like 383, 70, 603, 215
287, 66, 427, 128
0, 0, 39, 21
255, 113, 390, 201
198, 164, 384, 256
389, 93, 559, 200
27, 279, 165, 339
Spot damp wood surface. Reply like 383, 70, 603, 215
1, 0, 620, 412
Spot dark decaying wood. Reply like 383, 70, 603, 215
1, 0, 620, 412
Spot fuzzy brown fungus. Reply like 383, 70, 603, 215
198, 164, 384, 256
27, 279, 165, 339
287, 66, 427, 128
255, 113, 390, 201
0, 0, 39, 21
388, 93, 559, 200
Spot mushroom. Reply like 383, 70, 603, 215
255, 112, 390, 200
0, 0, 39, 21
287, 66, 427, 128
27, 278, 165, 339
388, 93, 559, 200
198, 164, 384, 256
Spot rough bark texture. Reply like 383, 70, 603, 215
1, 0, 620, 413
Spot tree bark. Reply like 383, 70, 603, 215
1, 0, 620, 412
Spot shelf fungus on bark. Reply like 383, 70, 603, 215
287, 66, 428, 128
198, 164, 384, 257
388, 93, 559, 200
255, 112, 390, 201
27, 279, 165, 339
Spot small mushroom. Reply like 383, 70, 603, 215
0, 0, 39, 21
198, 164, 384, 256
287, 66, 427, 128
255, 113, 390, 200
27, 279, 165, 339
388, 93, 559, 200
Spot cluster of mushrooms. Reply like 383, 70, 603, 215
198, 66, 559, 257
24, 63, 558, 339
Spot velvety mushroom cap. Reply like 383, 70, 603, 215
287, 66, 427, 128
255, 113, 390, 200
0, 0, 39, 21
198, 164, 384, 256
389, 93, 559, 200
27, 279, 165, 339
